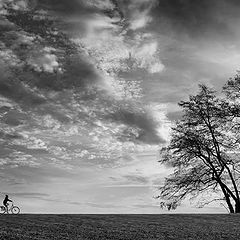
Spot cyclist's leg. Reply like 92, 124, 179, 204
3, 203, 8, 213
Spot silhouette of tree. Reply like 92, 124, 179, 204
158, 84, 240, 213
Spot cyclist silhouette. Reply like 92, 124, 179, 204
3, 195, 12, 213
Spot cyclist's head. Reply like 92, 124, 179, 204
5, 195, 8, 197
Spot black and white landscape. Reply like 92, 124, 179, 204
1, 0, 240, 239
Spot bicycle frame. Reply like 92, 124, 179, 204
6, 202, 14, 213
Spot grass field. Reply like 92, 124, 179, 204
0, 214, 240, 239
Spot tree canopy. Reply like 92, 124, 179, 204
158, 80, 240, 213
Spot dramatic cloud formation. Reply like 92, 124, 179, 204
0, 0, 165, 168
0, 0, 239, 213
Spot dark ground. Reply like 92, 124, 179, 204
0, 214, 240, 240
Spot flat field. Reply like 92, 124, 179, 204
0, 214, 240, 240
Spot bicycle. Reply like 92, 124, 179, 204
0, 202, 20, 214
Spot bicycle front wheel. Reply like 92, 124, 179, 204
11, 206, 20, 214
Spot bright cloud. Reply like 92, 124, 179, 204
27, 47, 62, 73
132, 41, 165, 73
83, 0, 115, 10
124, 0, 157, 30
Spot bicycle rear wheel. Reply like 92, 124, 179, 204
0, 206, 6, 214
11, 206, 20, 214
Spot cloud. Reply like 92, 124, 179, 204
119, 0, 157, 30
0, 44, 22, 68
0, 1, 169, 204
36, 0, 85, 13
27, 48, 61, 73
151, 0, 240, 41
132, 41, 165, 73
83, 0, 115, 11
0, 0, 29, 12
129, 14, 152, 30
72, 0, 164, 76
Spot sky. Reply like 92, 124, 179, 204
0, 0, 240, 213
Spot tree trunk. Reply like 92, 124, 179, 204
235, 201, 240, 213
225, 195, 234, 213
219, 182, 235, 213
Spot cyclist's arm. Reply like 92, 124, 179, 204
8, 199, 12, 202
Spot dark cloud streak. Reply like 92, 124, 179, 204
108, 107, 164, 144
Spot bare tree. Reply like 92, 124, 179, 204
158, 84, 240, 213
